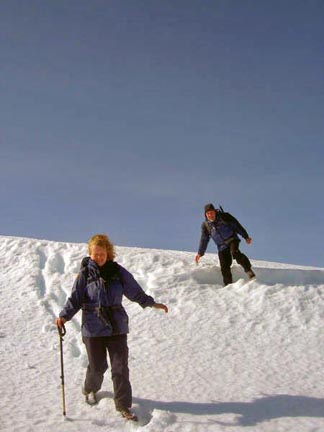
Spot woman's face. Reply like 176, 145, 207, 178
90, 245, 108, 267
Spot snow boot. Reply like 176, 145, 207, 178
246, 269, 256, 280
82, 387, 98, 405
118, 407, 138, 422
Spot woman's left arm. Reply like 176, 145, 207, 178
119, 266, 168, 312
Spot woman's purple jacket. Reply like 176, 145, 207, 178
59, 258, 155, 337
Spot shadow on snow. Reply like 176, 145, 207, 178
97, 392, 324, 427
141, 393, 324, 427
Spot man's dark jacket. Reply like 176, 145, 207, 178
198, 211, 249, 254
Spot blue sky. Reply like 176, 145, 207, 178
1, 0, 323, 266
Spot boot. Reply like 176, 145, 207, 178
246, 269, 256, 280
82, 387, 98, 405
118, 407, 138, 422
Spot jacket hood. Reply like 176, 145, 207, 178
80, 256, 90, 269
80, 256, 119, 282
80, 256, 100, 280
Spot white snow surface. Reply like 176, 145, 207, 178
1, 235, 323, 432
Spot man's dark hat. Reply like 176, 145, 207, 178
204, 203, 216, 213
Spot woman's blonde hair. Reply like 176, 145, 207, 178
88, 234, 116, 261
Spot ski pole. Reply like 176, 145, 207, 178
57, 323, 67, 417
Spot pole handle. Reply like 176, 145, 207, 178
57, 323, 66, 338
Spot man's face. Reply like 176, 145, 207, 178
206, 210, 216, 221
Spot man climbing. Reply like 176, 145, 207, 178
195, 203, 255, 285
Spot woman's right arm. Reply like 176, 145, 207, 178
55, 272, 87, 325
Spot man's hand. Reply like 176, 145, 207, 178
195, 254, 201, 264
246, 237, 252, 245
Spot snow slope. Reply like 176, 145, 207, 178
0, 235, 323, 432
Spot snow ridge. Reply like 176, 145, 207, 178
0, 235, 323, 432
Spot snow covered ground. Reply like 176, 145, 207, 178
0, 235, 323, 432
